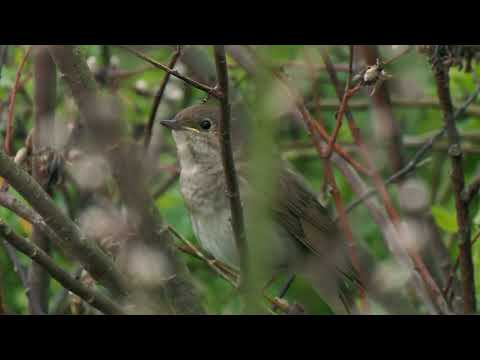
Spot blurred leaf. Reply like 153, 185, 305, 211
431, 205, 459, 233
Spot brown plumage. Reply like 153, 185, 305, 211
162, 104, 360, 314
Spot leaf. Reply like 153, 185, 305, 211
431, 205, 458, 234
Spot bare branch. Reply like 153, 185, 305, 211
0, 150, 128, 296
0, 220, 126, 315
27, 45, 57, 314
432, 57, 476, 314
321, 48, 449, 314
213, 45, 249, 290
48, 45, 204, 314
144, 46, 182, 148
118, 45, 221, 98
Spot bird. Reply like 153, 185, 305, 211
161, 104, 361, 314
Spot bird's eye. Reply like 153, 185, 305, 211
200, 119, 211, 130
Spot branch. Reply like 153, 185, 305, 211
0, 220, 125, 315
48, 45, 204, 314
324, 45, 356, 159
238, 45, 367, 311
0, 150, 128, 296
464, 175, 480, 205
4, 46, 32, 156
144, 46, 182, 148
321, 48, 449, 314
27, 45, 57, 314
306, 97, 480, 117
432, 59, 476, 314
213, 45, 249, 290
345, 83, 480, 214
1, 240, 46, 314
236, 45, 371, 177
358, 45, 406, 177
118, 45, 221, 98
345, 128, 446, 214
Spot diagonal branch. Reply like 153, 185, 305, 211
321, 48, 449, 314
0, 150, 128, 296
144, 46, 182, 148
118, 45, 222, 99
48, 45, 203, 314
27, 45, 57, 314
0, 220, 125, 315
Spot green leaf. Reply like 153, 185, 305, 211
431, 205, 458, 234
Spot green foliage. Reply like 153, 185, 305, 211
1, 45, 480, 314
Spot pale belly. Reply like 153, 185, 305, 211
189, 208, 240, 268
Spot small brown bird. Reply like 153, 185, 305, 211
161, 104, 360, 314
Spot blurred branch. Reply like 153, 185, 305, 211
213, 45, 249, 291
27, 45, 57, 314
144, 46, 182, 148
464, 175, 480, 205
241, 45, 367, 312
152, 170, 179, 200
321, 48, 449, 314
238, 45, 371, 177
0, 45, 7, 79
0, 150, 128, 296
49, 45, 204, 314
4, 46, 32, 157
1, 240, 46, 314
0, 220, 125, 315
432, 58, 476, 314
118, 45, 221, 99
443, 232, 480, 302
345, 128, 446, 214
169, 226, 300, 314
294, 97, 480, 118
324, 45, 358, 159
358, 45, 405, 178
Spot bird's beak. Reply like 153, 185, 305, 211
160, 119, 181, 130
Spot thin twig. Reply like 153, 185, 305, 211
0, 45, 8, 79
27, 45, 57, 315
170, 226, 299, 314
464, 175, 480, 205
144, 46, 182, 148
345, 128, 446, 214
237, 45, 371, 177
1, 240, 45, 315
304, 97, 480, 118
4, 46, 32, 156
118, 45, 221, 99
324, 45, 357, 159
443, 232, 480, 301
432, 58, 476, 314
213, 45, 249, 289
244, 46, 367, 311
346, 84, 480, 214
168, 226, 236, 285
321, 48, 449, 314
0, 220, 126, 315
